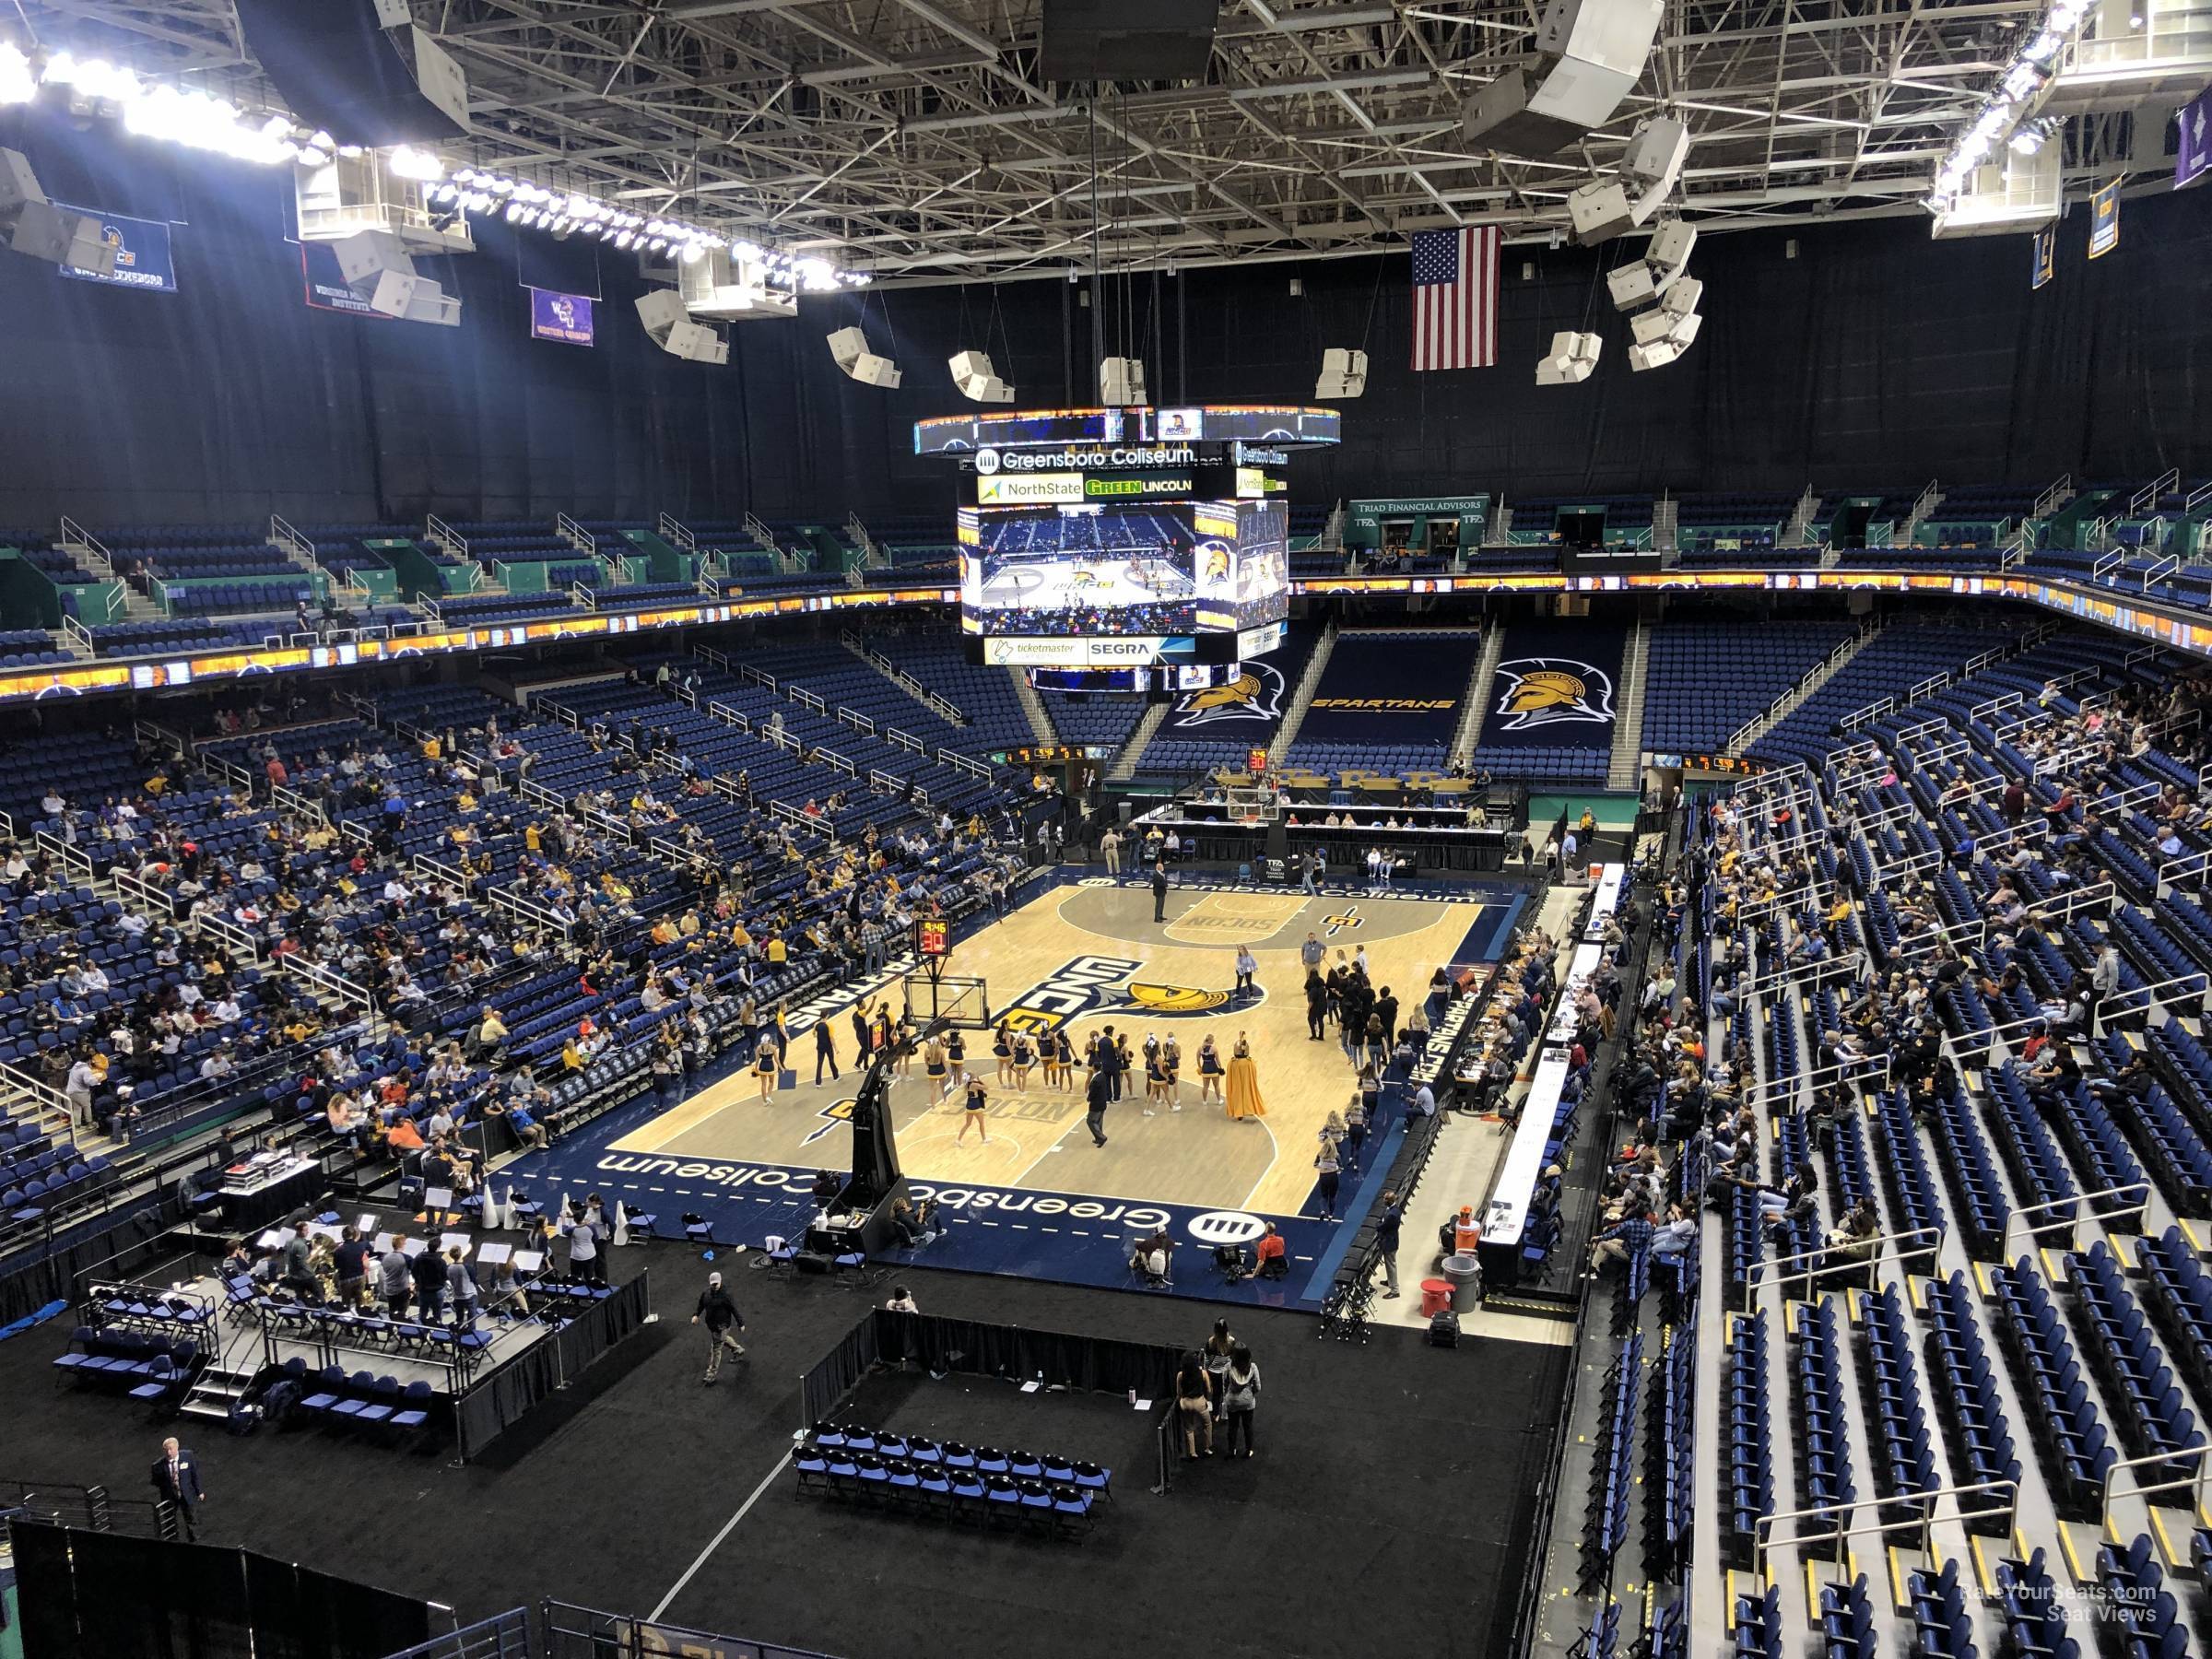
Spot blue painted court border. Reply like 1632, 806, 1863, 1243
505, 873, 1531, 1311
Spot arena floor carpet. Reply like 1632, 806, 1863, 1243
518, 875, 1528, 1308
0, 1255, 1571, 1659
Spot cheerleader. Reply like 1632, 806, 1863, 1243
957, 1070, 990, 1143
1008, 1030, 1035, 1090
991, 1018, 1015, 1087
1160, 1034, 1182, 1112
892, 1013, 915, 1077
753, 1031, 780, 1103
1055, 1029, 1077, 1090
1313, 1128, 1343, 1221
1343, 1090, 1369, 1170
1142, 1042, 1166, 1116
1196, 1033, 1225, 1105
1358, 1063, 1382, 1131
923, 1034, 947, 1088
942, 1029, 968, 1099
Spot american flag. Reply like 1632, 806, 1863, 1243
1410, 225, 1500, 371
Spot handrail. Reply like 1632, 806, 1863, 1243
1838, 695, 1895, 735
556, 512, 596, 555
657, 512, 696, 551
1739, 1054, 1866, 1109
2158, 849, 2212, 894
1751, 1475, 2019, 1583
1999, 1181, 2150, 1257
0, 1059, 77, 1134
425, 512, 467, 558
2101, 1441, 2211, 1535
111, 867, 175, 919
2032, 473, 2072, 518
194, 912, 261, 962
1758, 1221, 1944, 1297
35, 830, 95, 888
2129, 467, 2179, 517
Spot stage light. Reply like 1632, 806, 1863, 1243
1929, 0, 2090, 212
0, 43, 29, 106
386, 145, 443, 181
647, 236, 667, 253
613, 229, 633, 250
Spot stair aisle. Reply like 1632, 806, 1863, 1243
1009, 668, 1055, 745
1107, 702, 1169, 782
1606, 622, 1649, 792
1266, 618, 1340, 763
1451, 625, 1506, 769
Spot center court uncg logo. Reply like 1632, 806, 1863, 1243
1185, 1210, 1268, 1247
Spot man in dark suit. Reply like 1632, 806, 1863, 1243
1150, 861, 1169, 923
151, 1436, 206, 1540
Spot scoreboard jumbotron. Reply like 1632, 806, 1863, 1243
917, 405, 1340, 688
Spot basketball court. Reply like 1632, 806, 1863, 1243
535, 872, 1528, 1304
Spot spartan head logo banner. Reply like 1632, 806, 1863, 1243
1492, 657, 1616, 731
1168, 661, 1285, 729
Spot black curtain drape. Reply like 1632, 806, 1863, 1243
8, 1522, 427, 1659
0, 96, 2205, 532
853, 1310, 1181, 1403
799, 1311, 880, 1429
452, 1270, 651, 1459
0, 1200, 175, 1326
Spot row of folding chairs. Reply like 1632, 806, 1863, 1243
791, 1447, 1097, 1538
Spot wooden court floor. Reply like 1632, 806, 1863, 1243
611, 877, 1512, 1218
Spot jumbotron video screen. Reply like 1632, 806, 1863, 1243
920, 405, 1334, 671
960, 500, 1288, 641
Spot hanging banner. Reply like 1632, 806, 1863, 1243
300, 241, 388, 318
2088, 180, 2122, 258
529, 288, 594, 347
2030, 224, 2055, 289
53, 203, 176, 291
2178, 86, 2212, 190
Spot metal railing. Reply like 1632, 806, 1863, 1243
2032, 474, 2072, 519
1999, 1181, 2150, 1257
2130, 467, 2179, 517
657, 512, 695, 551
111, 867, 175, 919
1750, 1475, 2019, 1582
556, 512, 595, 555
2100, 1442, 2211, 1536
195, 912, 261, 963
373, 1609, 527, 1659
1757, 1222, 1944, 1299
425, 513, 467, 558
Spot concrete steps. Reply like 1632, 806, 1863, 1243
1450, 626, 1506, 767
1009, 669, 1055, 746
1106, 702, 1168, 782
1606, 620, 1650, 791
1266, 618, 1339, 764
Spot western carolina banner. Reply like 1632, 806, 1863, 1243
2178, 86, 2211, 190
54, 203, 175, 291
2088, 180, 2122, 259
529, 288, 594, 346
1474, 620, 1626, 754
1293, 630, 1473, 747
2031, 225, 2055, 290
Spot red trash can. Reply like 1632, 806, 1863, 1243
1419, 1278, 1454, 1318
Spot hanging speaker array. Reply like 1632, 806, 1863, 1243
829, 325, 901, 388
